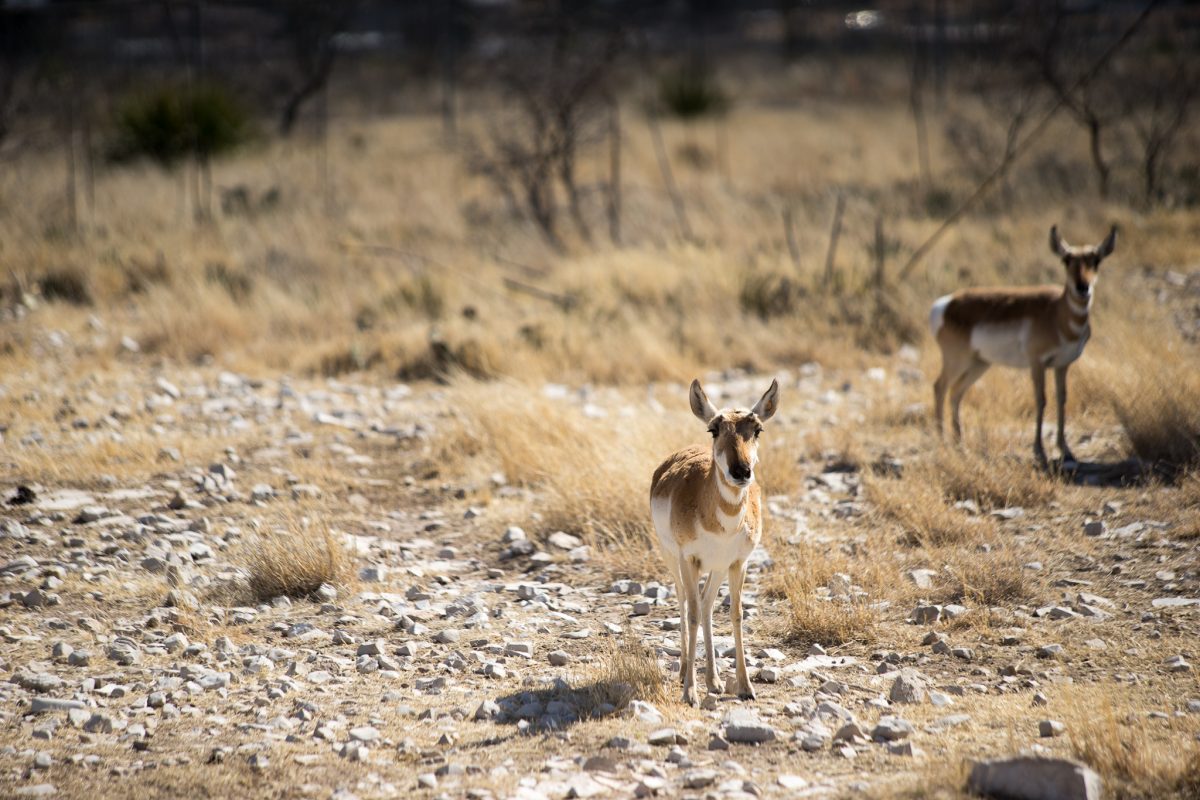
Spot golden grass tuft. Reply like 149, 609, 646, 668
435, 379, 695, 579
866, 471, 981, 548
928, 553, 1031, 607
1104, 359, 1200, 474
766, 543, 878, 647
928, 445, 1056, 510
586, 638, 669, 711
246, 520, 350, 602
1065, 689, 1200, 800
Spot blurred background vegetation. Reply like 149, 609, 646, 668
1, 0, 1197, 394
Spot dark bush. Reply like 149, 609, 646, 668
657, 66, 728, 121
38, 268, 92, 306
112, 83, 250, 166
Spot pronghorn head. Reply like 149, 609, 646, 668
689, 378, 780, 488
1050, 224, 1117, 299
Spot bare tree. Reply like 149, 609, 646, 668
273, 1, 358, 137
467, 21, 620, 250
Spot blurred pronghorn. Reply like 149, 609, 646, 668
930, 224, 1118, 465
650, 378, 779, 705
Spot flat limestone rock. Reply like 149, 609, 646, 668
968, 756, 1102, 800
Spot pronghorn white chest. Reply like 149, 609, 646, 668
650, 488, 757, 575
970, 319, 1032, 367
1045, 325, 1090, 368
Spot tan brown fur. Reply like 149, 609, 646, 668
650, 443, 763, 545
649, 378, 778, 706
931, 224, 1117, 464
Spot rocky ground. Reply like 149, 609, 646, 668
2, 361, 1199, 800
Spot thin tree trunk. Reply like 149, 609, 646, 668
1086, 116, 1109, 199
607, 98, 621, 246
823, 192, 845, 288
647, 113, 692, 242
782, 206, 801, 270
64, 100, 77, 234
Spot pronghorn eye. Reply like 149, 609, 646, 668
708, 426, 719, 438
754, 427, 763, 438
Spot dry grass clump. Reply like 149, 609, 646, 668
586, 638, 669, 711
766, 543, 878, 647
436, 379, 692, 578
1065, 690, 1200, 800
866, 471, 982, 548
1103, 357, 1200, 476
928, 445, 1056, 510
928, 553, 1031, 607
246, 520, 349, 602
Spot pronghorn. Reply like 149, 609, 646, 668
650, 378, 779, 706
930, 224, 1117, 464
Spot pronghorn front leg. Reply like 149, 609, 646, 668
699, 568, 728, 695
679, 557, 702, 706
1054, 366, 1076, 463
1031, 365, 1048, 466
728, 559, 755, 701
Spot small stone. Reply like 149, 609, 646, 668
889, 669, 929, 704
1083, 520, 1106, 537
871, 717, 914, 742
547, 650, 571, 666
1039, 719, 1067, 737
723, 708, 776, 743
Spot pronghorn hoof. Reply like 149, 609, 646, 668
737, 686, 756, 701
682, 689, 697, 707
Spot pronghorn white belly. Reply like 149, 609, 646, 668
680, 527, 756, 575
650, 493, 755, 573
650, 494, 679, 562
970, 319, 1032, 367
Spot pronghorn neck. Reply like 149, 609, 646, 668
712, 456, 750, 525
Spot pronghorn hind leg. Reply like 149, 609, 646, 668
699, 568, 728, 695
949, 360, 989, 443
728, 559, 754, 701
1053, 366, 1076, 463
679, 557, 702, 706
933, 360, 950, 439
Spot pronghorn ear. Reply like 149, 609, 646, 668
689, 379, 718, 423
1049, 225, 1069, 258
751, 379, 779, 422
1098, 225, 1117, 259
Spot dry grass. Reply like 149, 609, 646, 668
586, 637, 670, 711
245, 518, 350, 602
927, 552, 1032, 607
765, 542, 879, 647
434, 379, 696, 578
1064, 688, 1200, 800
1103, 357, 1200, 475
866, 471, 985, 548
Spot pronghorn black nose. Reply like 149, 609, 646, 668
729, 463, 752, 482
1076, 281, 1090, 294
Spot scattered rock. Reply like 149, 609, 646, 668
968, 756, 1102, 800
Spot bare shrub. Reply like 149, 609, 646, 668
246, 521, 349, 602
37, 267, 92, 306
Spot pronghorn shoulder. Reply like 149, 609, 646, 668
651, 445, 710, 499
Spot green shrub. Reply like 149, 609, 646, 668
657, 66, 728, 120
112, 83, 250, 166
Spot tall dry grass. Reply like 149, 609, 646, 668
1064, 687, 1200, 800
764, 542, 880, 646
434, 379, 691, 577
245, 518, 350, 602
